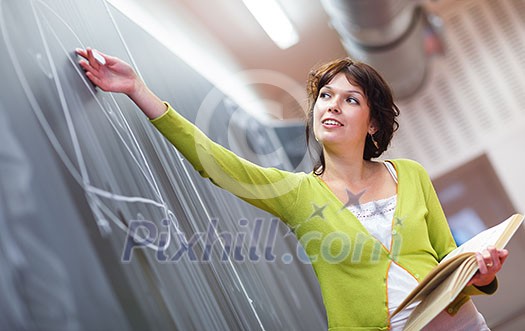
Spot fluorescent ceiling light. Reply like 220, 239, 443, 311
242, 0, 299, 49
107, 0, 270, 121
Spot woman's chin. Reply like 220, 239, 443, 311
318, 134, 344, 144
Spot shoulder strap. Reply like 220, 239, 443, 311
383, 161, 398, 184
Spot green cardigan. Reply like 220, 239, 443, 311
151, 104, 495, 330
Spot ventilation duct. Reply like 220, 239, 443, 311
320, 0, 429, 99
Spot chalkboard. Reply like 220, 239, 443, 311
0, 0, 325, 330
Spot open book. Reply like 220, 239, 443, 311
392, 213, 524, 331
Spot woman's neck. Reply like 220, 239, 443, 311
321, 148, 373, 186
317, 147, 396, 205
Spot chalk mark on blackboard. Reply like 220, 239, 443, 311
34, 0, 177, 250
0, 1, 81, 185
31, 0, 91, 185
35, 52, 54, 79
34, 0, 168, 206
0, 0, 176, 251
103, 3, 266, 325
32, 0, 168, 206
105, 100, 125, 130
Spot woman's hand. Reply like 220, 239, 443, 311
76, 47, 166, 119
76, 47, 139, 96
468, 246, 508, 287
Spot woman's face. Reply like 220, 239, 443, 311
313, 72, 374, 150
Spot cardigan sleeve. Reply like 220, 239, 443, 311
417, 163, 457, 260
149, 103, 302, 221
415, 162, 498, 314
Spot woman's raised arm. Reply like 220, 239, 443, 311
76, 47, 166, 119
75, 47, 303, 222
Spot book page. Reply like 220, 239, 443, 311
442, 214, 523, 263
391, 254, 471, 316
403, 258, 479, 331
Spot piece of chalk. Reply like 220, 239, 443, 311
93, 50, 106, 65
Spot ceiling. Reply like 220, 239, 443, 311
109, 0, 436, 121
108, 0, 349, 120
174, 0, 349, 119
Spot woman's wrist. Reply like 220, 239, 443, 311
472, 274, 496, 287
127, 76, 145, 100
128, 81, 166, 119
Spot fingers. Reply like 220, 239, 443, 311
498, 248, 509, 266
85, 72, 103, 90
78, 58, 97, 75
75, 47, 88, 58
476, 252, 489, 274
76, 47, 106, 88
90, 49, 118, 65
76, 48, 96, 73
76, 47, 104, 69
470, 247, 509, 287
476, 246, 508, 274
86, 47, 101, 70
484, 247, 498, 269
78, 59, 104, 89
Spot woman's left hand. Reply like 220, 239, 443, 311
468, 246, 509, 287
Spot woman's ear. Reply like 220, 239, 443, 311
368, 119, 379, 135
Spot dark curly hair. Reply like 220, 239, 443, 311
305, 58, 400, 175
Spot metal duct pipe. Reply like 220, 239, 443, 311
321, 0, 428, 99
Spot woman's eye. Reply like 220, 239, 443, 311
319, 92, 330, 99
346, 97, 359, 104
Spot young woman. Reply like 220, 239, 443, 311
76, 48, 507, 330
